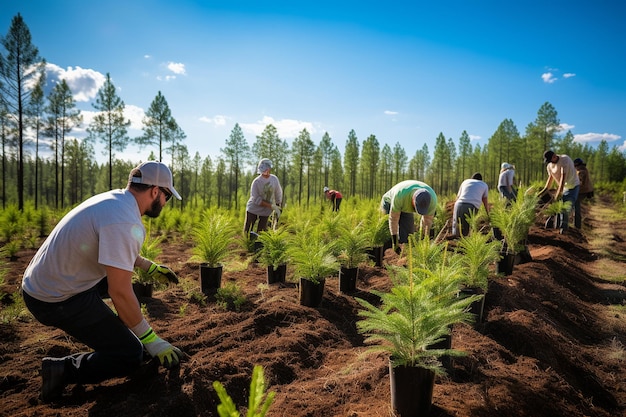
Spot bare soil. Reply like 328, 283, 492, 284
1, 195, 626, 417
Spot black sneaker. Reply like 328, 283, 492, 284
41, 357, 67, 402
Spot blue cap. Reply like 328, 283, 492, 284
413, 189, 431, 215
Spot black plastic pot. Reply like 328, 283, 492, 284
200, 263, 222, 295
338, 266, 358, 293
389, 359, 435, 417
459, 287, 486, 324
132, 282, 154, 298
515, 245, 532, 264
299, 277, 325, 307
366, 246, 384, 267
496, 252, 515, 276
267, 264, 287, 284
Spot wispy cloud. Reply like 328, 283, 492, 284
469, 134, 481, 141
574, 132, 621, 143
240, 116, 315, 138
384, 110, 398, 115
200, 115, 228, 126
124, 104, 146, 130
559, 123, 575, 131
154, 62, 186, 81
542, 68, 575, 84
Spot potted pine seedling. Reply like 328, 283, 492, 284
543, 200, 572, 230
406, 233, 466, 365
365, 213, 391, 267
287, 221, 339, 307
356, 240, 479, 417
335, 218, 370, 293
255, 226, 290, 284
132, 234, 166, 298
455, 219, 501, 323
489, 189, 538, 275
190, 210, 235, 295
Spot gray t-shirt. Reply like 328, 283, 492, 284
22, 189, 144, 302
456, 179, 488, 209
245, 174, 283, 216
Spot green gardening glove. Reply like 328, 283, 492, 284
139, 327, 184, 368
147, 263, 178, 285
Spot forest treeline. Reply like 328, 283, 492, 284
2, 13, 626, 212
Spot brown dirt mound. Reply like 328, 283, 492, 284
1, 198, 625, 417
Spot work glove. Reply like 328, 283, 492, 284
391, 234, 401, 255
139, 327, 184, 368
147, 263, 178, 285
271, 204, 281, 220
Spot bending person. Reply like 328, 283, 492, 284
453, 172, 490, 237
381, 180, 438, 253
323, 186, 343, 212
244, 158, 283, 235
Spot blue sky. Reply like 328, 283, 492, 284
3, 0, 625, 166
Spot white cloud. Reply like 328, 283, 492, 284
125, 104, 146, 130
71, 104, 144, 136
542, 72, 557, 83
167, 62, 186, 75
240, 116, 315, 138
563, 73, 576, 78
574, 132, 621, 143
558, 123, 575, 131
469, 134, 481, 141
384, 110, 398, 115
200, 115, 228, 126
45, 63, 106, 102
619, 141, 626, 152
144, 54, 151, 59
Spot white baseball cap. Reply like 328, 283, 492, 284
130, 161, 182, 200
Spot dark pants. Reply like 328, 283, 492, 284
243, 211, 269, 234
453, 202, 477, 237
562, 186, 579, 231
574, 191, 592, 229
23, 286, 143, 384
332, 198, 342, 212
381, 201, 415, 243
499, 185, 517, 202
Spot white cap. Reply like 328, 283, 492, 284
257, 158, 273, 174
129, 161, 182, 200
323, 186, 329, 192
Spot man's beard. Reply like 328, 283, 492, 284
145, 195, 163, 218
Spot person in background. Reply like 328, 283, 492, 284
22, 161, 183, 402
323, 186, 343, 212
573, 158, 594, 229
380, 180, 438, 253
452, 172, 490, 237
539, 150, 580, 235
498, 162, 517, 202
244, 158, 283, 235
